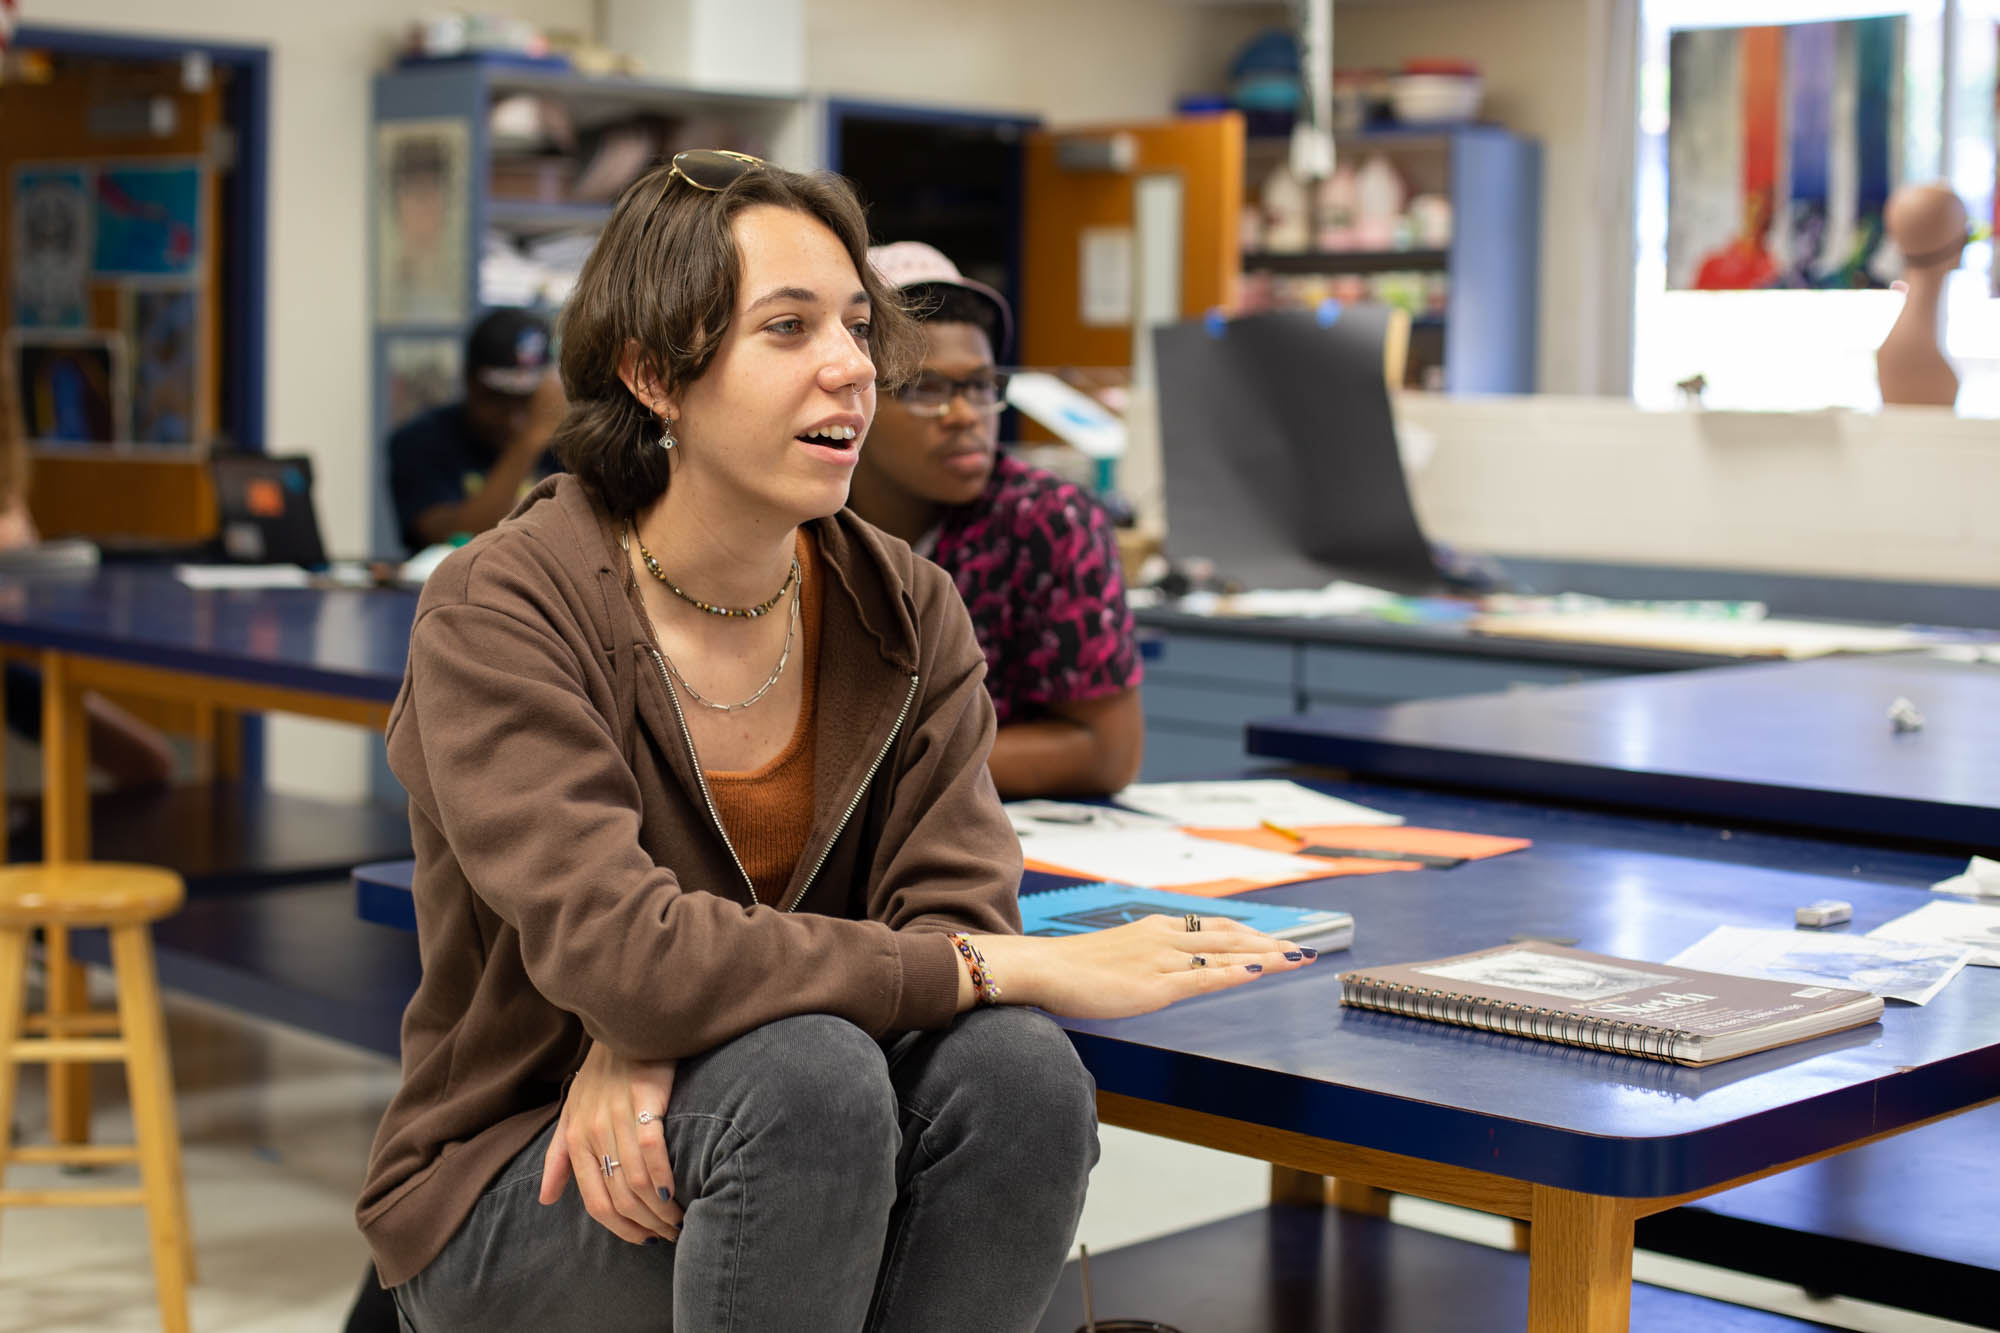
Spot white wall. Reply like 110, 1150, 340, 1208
1399, 393, 2000, 585
1332, 0, 1636, 397
806, 0, 1287, 123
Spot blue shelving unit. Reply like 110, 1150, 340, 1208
1243, 125, 1542, 394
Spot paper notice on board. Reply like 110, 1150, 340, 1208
1080, 226, 1132, 326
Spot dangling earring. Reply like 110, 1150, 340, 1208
659, 415, 677, 451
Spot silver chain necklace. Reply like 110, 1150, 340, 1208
656, 568, 800, 712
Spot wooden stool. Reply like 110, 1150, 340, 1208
0, 863, 194, 1333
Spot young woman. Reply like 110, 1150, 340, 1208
358, 153, 1317, 1332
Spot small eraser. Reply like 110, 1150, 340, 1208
1795, 899, 1853, 928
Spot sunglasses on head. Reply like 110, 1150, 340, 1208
667, 148, 767, 193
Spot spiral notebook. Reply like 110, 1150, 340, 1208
1018, 882, 1354, 949
1338, 940, 1883, 1067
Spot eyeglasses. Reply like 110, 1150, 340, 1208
893, 369, 1013, 417
666, 148, 767, 193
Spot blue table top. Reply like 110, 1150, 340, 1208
357, 774, 2000, 1200
1247, 653, 2000, 851
0, 567, 417, 702
1059, 774, 2000, 1199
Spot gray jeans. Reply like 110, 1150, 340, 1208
393, 1007, 1099, 1332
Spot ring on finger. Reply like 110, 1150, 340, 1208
601, 1154, 620, 1178
637, 1110, 658, 1126
1184, 913, 1202, 933
1189, 954, 1208, 968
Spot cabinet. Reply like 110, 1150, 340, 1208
1136, 617, 1651, 781
1239, 127, 1541, 394
366, 61, 812, 551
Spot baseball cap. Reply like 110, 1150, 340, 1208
867, 241, 1014, 359
467, 307, 553, 395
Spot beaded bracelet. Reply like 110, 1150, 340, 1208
949, 932, 1002, 1006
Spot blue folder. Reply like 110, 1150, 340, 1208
1018, 882, 1354, 949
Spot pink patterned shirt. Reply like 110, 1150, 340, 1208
926, 454, 1141, 726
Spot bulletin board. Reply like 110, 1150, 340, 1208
0, 63, 221, 451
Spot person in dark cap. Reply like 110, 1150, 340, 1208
388, 307, 566, 552
852, 242, 1143, 798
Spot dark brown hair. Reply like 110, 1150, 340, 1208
552, 161, 923, 518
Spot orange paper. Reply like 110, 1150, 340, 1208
1024, 825, 1531, 899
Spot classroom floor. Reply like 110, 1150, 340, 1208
0, 975, 1985, 1333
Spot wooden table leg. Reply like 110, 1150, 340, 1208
1527, 1184, 1636, 1333
1269, 1165, 1394, 1215
41, 652, 94, 1146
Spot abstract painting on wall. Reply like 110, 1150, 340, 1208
1668, 16, 1902, 291
92, 163, 204, 279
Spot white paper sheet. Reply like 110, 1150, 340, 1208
1870, 900, 2000, 967
1110, 780, 1402, 830
1005, 800, 1175, 839
1667, 924, 1970, 1006
1930, 855, 2000, 899
1020, 828, 1335, 890
174, 564, 311, 590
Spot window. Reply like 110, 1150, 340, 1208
1632, 0, 1998, 412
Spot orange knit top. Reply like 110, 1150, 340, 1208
704, 530, 820, 904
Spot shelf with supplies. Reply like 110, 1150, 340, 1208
1241, 248, 1450, 275
1239, 124, 1539, 393
367, 59, 813, 554
484, 200, 618, 233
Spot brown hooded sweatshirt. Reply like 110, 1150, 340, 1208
358, 475, 1022, 1286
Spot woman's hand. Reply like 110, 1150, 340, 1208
969, 915, 1319, 1019
538, 1041, 684, 1244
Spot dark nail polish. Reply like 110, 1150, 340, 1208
1300, 947, 1319, 960
657, 1187, 674, 1203
1244, 964, 1264, 973
1284, 951, 1303, 961
644, 1236, 663, 1246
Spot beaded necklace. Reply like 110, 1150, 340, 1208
633, 527, 798, 619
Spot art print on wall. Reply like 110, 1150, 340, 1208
384, 334, 462, 430
10, 165, 92, 328
376, 119, 469, 325
6, 331, 128, 445
127, 288, 200, 445
92, 162, 204, 278
1667, 16, 1903, 291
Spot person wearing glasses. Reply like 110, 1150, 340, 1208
850, 242, 1143, 799
355, 152, 1316, 1333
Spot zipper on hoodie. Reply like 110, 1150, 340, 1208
644, 644, 760, 904
643, 647, 920, 914
783, 672, 919, 913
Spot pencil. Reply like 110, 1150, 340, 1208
1079, 1244, 1095, 1333
1261, 818, 1303, 841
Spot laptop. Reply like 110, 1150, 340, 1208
209, 453, 329, 569
1151, 305, 1441, 594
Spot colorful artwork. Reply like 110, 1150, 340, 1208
10, 166, 92, 328
376, 119, 469, 325
384, 334, 462, 430
1667, 17, 1902, 290
128, 288, 200, 444
92, 162, 204, 278
7, 333, 126, 444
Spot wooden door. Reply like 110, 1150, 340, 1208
1021, 114, 1244, 370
